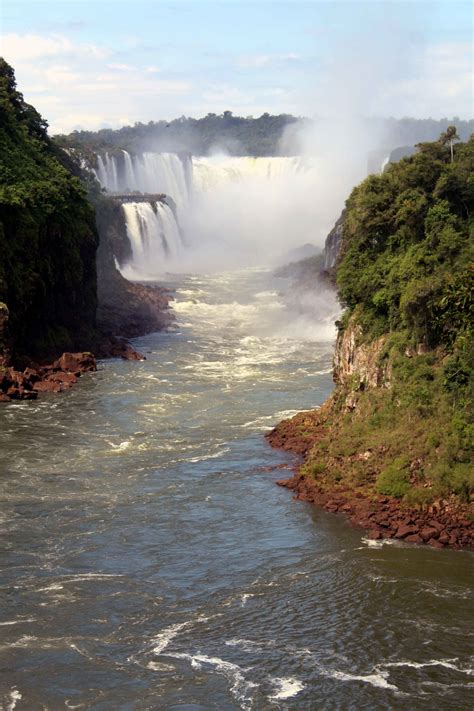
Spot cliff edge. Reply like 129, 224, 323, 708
267, 131, 473, 548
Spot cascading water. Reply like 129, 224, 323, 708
120, 200, 183, 280
94, 151, 191, 211
93, 151, 321, 276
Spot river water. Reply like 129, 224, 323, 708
0, 269, 472, 710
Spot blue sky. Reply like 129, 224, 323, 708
2, 0, 472, 133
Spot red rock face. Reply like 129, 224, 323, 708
0, 352, 97, 402
98, 339, 146, 361
54, 352, 97, 374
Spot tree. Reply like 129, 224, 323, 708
439, 125, 460, 163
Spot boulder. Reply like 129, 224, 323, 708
55, 352, 97, 374
33, 380, 62, 393
395, 524, 419, 539
46, 371, 78, 386
420, 526, 440, 542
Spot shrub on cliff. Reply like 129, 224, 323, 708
0, 59, 98, 359
337, 131, 473, 348
314, 132, 474, 505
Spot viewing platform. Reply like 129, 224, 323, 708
108, 193, 167, 204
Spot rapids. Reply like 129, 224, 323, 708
0, 269, 473, 710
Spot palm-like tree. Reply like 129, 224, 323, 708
439, 125, 460, 163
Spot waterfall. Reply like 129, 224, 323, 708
120, 200, 182, 280
191, 156, 307, 192
94, 151, 318, 275
93, 151, 191, 211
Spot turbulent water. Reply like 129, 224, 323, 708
1, 269, 473, 710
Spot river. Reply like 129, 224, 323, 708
0, 268, 472, 710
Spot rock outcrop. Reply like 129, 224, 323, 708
274, 472, 473, 549
95, 196, 173, 340
0, 351, 98, 402
333, 318, 392, 392
323, 210, 345, 270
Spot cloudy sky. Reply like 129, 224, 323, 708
1, 0, 472, 134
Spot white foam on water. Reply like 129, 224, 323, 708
6, 689, 22, 711
383, 658, 474, 675
146, 660, 176, 672
186, 447, 230, 463
151, 621, 193, 655
106, 440, 132, 453
360, 537, 398, 548
242, 415, 274, 429
240, 593, 254, 607
268, 677, 305, 700
225, 638, 269, 652
150, 615, 212, 655
416, 583, 472, 600
321, 668, 398, 691
0, 618, 36, 626
167, 652, 257, 707
37, 583, 64, 592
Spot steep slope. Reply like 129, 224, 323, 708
0, 59, 98, 362
268, 132, 473, 547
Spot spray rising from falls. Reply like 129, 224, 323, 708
94, 151, 324, 276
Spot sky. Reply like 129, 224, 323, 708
1, 0, 472, 134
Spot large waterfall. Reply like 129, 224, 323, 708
94, 151, 318, 275
95, 152, 191, 213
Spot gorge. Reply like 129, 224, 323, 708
1, 59, 473, 711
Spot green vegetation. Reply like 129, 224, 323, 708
337, 132, 473, 345
302, 132, 473, 507
55, 114, 474, 158
0, 59, 98, 359
55, 112, 300, 157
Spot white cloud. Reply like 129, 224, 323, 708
237, 53, 301, 68
1, 28, 471, 135
2, 32, 108, 61
375, 41, 473, 118
107, 63, 133, 71
2, 32, 74, 60
2, 31, 193, 132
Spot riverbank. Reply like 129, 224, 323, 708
266, 408, 474, 550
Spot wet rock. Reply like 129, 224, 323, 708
420, 527, 440, 542
23, 367, 41, 383
428, 539, 445, 549
33, 380, 62, 393
46, 371, 78, 387
438, 532, 450, 545
395, 524, 419, 539
55, 352, 97, 374
405, 533, 422, 544
0, 391, 11, 402
368, 530, 382, 540
427, 520, 444, 532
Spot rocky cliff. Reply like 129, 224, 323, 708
0, 60, 99, 363
267, 132, 473, 548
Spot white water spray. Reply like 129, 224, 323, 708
94, 151, 326, 276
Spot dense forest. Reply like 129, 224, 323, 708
281, 130, 473, 508
55, 112, 474, 158
0, 59, 98, 359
